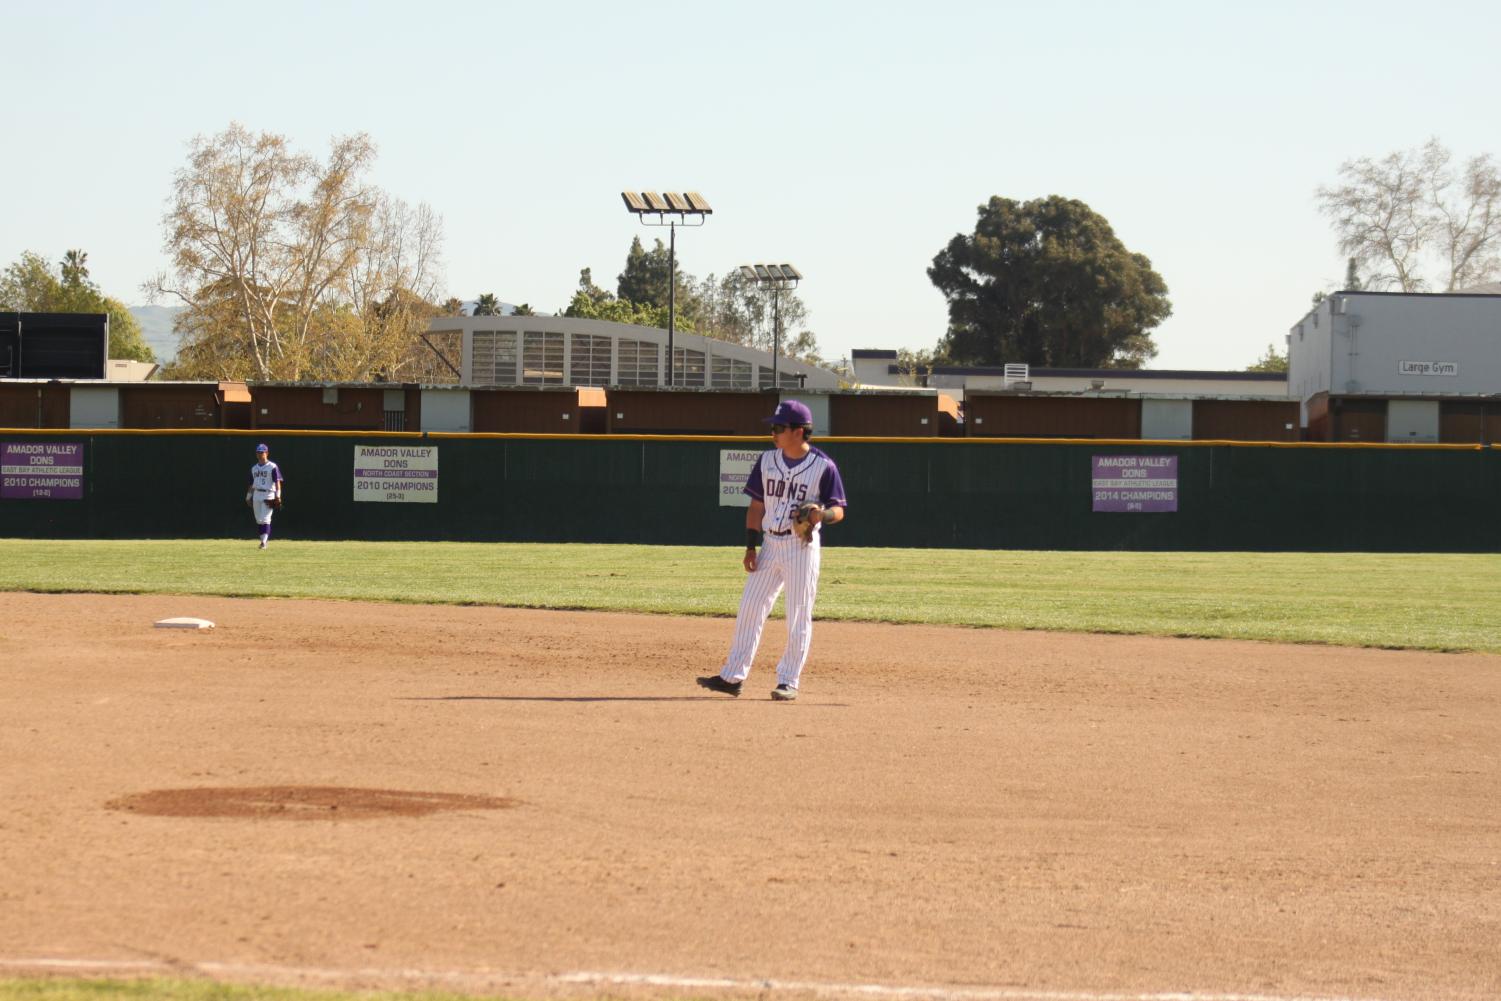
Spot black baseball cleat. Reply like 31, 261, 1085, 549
697, 675, 742, 697
771, 684, 799, 701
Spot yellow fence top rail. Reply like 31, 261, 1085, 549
0, 427, 1491, 451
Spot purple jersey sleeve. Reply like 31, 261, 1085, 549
743, 455, 765, 501
820, 460, 847, 507
272, 463, 283, 483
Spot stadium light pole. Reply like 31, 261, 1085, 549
738, 263, 802, 389
622, 191, 711, 387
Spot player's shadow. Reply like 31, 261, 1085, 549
405, 695, 711, 703
400, 695, 848, 705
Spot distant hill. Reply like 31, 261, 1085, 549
128, 304, 183, 363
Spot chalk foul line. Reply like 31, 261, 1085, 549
554, 971, 1400, 1001
0, 957, 1407, 1001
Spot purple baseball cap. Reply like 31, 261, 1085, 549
763, 400, 814, 427
255, 443, 269, 452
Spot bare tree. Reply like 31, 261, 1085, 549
157, 281, 259, 380
1432, 147, 1501, 290
333, 196, 446, 381
401, 329, 463, 384
1317, 138, 1501, 292
148, 124, 444, 381
893, 347, 941, 386
693, 270, 820, 363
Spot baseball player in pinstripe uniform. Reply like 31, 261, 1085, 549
245, 443, 284, 549
698, 400, 847, 701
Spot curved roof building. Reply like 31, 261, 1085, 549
426, 315, 841, 390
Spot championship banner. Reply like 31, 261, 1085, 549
1091, 454, 1178, 513
353, 444, 438, 503
2, 441, 85, 500
718, 448, 759, 507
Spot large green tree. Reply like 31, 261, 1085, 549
616, 235, 701, 322
928, 196, 1170, 369
0, 250, 155, 362
615, 236, 668, 306
563, 267, 676, 328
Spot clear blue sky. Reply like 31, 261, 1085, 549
3, 0, 1497, 370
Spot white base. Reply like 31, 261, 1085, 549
154, 617, 215, 630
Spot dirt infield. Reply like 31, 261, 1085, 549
1, 591, 1498, 1001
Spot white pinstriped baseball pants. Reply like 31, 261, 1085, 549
719, 533, 821, 689
251, 495, 277, 525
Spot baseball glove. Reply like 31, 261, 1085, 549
266, 495, 282, 510
793, 501, 823, 544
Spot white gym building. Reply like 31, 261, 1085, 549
426, 315, 841, 390
1288, 290, 1501, 442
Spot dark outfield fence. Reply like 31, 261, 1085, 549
1, 430, 1498, 551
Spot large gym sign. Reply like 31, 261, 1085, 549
1, 441, 85, 500
1399, 360, 1459, 376
1091, 454, 1177, 513
353, 444, 439, 503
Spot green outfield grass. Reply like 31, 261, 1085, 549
1, 539, 1499, 653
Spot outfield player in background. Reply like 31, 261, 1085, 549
245, 443, 284, 549
698, 400, 847, 701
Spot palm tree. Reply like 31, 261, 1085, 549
473, 293, 501, 316
61, 249, 90, 287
